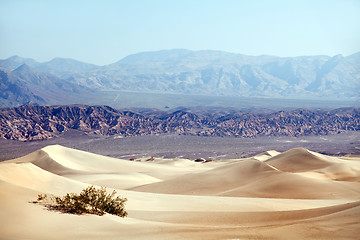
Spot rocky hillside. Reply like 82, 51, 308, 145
0, 105, 358, 141
0, 64, 91, 107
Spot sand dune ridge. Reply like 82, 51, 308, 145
1, 144, 359, 239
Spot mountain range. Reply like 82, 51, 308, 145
0, 63, 91, 107
0, 104, 358, 141
0, 49, 359, 107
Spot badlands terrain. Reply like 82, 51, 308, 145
1, 144, 360, 239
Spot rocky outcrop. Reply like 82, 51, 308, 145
202, 108, 360, 137
0, 105, 359, 141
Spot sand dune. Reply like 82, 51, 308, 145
253, 150, 281, 161
130, 159, 280, 195
1, 144, 359, 239
131, 157, 360, 199
265, 147, 360, 181
0, 162, 87, 194
265, 147, 335, 172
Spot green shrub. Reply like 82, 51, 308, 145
35, 186, 128, 217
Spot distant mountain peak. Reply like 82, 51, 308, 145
7, 55, 24, 61
116, 49, 194, 65
0, 56, 38, 71
6, 55, 38, 64
46, 57, 95, 65
12, 63, 35, 73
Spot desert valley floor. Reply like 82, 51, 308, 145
0, 143, 360, 239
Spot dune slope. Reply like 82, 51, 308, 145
1, 144, 359, 240
131, 156, 360, 199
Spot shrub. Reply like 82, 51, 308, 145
35, 186, 128, 217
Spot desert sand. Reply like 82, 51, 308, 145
1, 145, 360, 239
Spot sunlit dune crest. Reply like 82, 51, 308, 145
1, 145, 359, 239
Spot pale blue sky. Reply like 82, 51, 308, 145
1, 0, 359, 65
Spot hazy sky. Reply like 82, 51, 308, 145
1, 0, 359, 65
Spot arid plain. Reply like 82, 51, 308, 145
1, 1, 360, 238
1, 143, 360, 239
